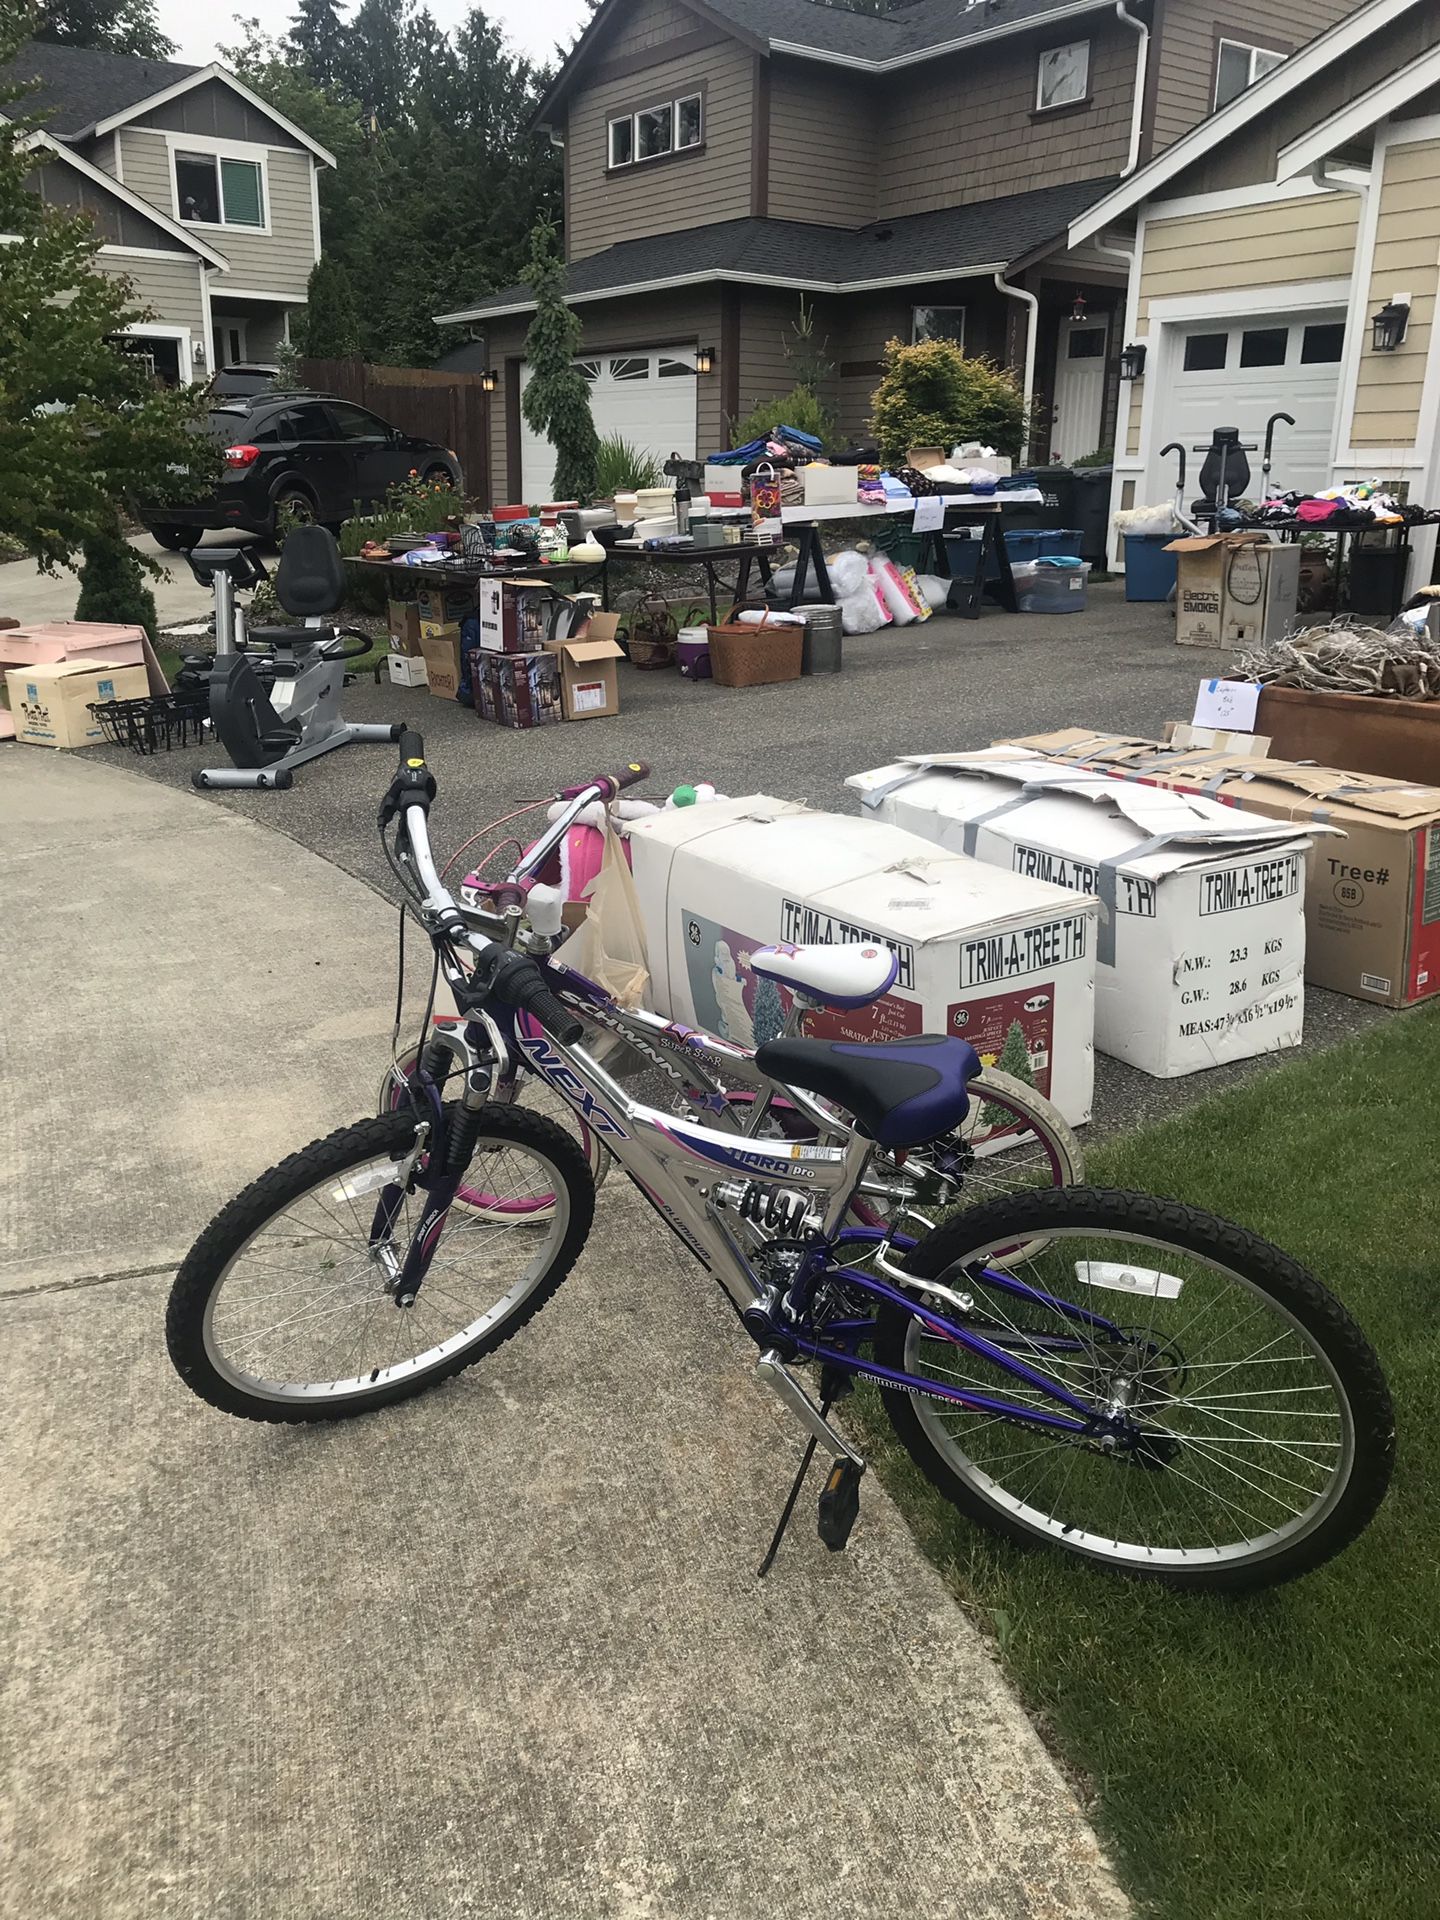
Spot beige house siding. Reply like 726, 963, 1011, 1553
877, 17, 1136, 220
95, 250, 207, 339
1148, 0, 1358, 157
1349, 137, 1440, 449
114, 129, 316, 295
766, 62, 876, 226
564, 42, 754, 260
1124, 191, 1359, 455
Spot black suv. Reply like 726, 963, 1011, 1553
143, 392, 463, 548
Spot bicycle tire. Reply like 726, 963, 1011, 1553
166, 1104, 594, 1424
874, 1186, 1394, 1591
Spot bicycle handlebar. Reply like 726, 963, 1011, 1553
559, 760, 650, 800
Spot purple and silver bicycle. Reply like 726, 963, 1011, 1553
167, 737, 1394, 1589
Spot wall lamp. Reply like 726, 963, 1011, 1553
694, 345, 714, 374
1119, 342, 1147, 380
1371, 301, 1409, 352
479, 368, 497, 392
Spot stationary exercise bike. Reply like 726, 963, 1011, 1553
188, 526, 401, 791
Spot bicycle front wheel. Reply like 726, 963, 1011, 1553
874, 1187, 1394, 1591
166, 1105, 594, 1423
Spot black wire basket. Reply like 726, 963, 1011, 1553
88, 693, 208, 756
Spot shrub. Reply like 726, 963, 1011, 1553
728, 382, 834, 450
521, 221, 598, 502
74, 512, 159, 639
869, 338, 1026, 464
594, 433, 661, 494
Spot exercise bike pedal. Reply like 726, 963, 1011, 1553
817, 1458, 864, 1552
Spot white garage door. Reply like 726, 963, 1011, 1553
1157, 311, 1346, 499
518, 344, 698, 501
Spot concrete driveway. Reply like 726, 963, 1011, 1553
0, 751, 1128, 1920
0, 531, 261, 630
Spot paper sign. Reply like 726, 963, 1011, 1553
1192, 677, 1262, 733
912, 495, 945, 534
572, 680, 607, 713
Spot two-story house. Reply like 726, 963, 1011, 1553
3, 41, 334, 383
437, 0, 1359, 503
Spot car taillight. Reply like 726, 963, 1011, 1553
224, 443, 260, 468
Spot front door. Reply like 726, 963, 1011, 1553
1051, 314, 1110, 462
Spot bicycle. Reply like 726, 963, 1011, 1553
166, 737, 1395, 1589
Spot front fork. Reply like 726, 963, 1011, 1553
369, 1082, 491, 1307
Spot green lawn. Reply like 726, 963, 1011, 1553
855, 1005, 1439, 1919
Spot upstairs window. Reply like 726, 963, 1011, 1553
175, 150, 265, 228
1215, 40, 1286, 109
608, 93, 702, 169
1036, 41, 1090, 112
912, 306, 966, 348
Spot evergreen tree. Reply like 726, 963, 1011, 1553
520, 221, 597, 501
0, 18, 212, 572
287, 0, 348, 90
299, 253, 360, 357
339, 0, 415, 130
74, 509, 159, 638
752, 975, 786, 1049
981, 1020, 1038, 1132
32, 0, 173, 59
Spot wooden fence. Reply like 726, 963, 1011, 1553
299, 357, 490, 506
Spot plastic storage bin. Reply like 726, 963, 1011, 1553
1123, 533, 1180, 602
1014, 559, 1090, 614
1004, 528, 1082, 563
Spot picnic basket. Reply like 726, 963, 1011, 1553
705, 608, 803, 688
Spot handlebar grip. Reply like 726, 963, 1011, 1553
559, 760, 651, 801
524, 988, 584, 1047
397, 731, 426, 767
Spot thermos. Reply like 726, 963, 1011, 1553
674, 477, 692, 536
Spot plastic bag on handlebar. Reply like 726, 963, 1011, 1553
564, 807, 651, 1009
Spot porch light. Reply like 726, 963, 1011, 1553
479, 368, 497, 392
1119, 342, 1147, 380
1371, 301, 1409, 352
1070, 291, 1088, 322
695, 345, 714, 374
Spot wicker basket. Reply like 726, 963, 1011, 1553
706, 612, 804, 688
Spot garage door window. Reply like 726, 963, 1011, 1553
1301, 324, 1345, 364
1183, 333, 1228, 372
1239, 328, 1288, 368
610, 357, 650, 381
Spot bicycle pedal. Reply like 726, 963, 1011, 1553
817, 1458, 864, 1552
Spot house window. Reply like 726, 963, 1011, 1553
1215, 40, 1286, 109
1301, 323, 1345, 364
1183, 332, 1229, 372
1036, 41, 1090, 112
1067, 327, 1106, 359
175, 150, 265, 228
912, 305, 966, 347
607, 93, 702, 168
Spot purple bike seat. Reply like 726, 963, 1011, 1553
754, 1033, 981, 1148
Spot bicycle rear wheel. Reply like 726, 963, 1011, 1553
166, 1105, 593, 1423
874, 1187, 1394, 1591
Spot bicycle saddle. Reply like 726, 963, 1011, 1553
754, 1034, 980, 1148
750, 942, 898, 1009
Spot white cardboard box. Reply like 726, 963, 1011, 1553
386, 650, 429, 687
625, 795, 1098, 1131
848, 752, 1314, 1079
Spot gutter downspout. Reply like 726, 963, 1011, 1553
1310, 156, 1371, 486
1114, 1, 1149, 179
994, 270, 1040, 464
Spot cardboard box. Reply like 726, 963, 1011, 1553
1165, 534, 1300, 651
626, 796, 1097, 1132
476, 577, 580, 654
387, 599, 423, 654
546, 611, 623, 720
907, 446, 947, 472
6, 658, 149, 748
386, 649, 429, 688
0, 619, 169, 694
417, 585, 474, 627
801, 464, 861, 506
418, 628, 463, 700
472, 649, 563, 729
849, 752, 1315, 1079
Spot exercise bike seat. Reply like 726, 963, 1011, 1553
274, 523, 347, 618
207, 651, 301, 766
750, 942, 898, 1009
753, 1034, 981, 1148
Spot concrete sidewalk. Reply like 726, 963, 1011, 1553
0, 531, 254, 630
0, 753, 1129, 1920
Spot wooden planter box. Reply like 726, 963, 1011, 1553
1255, 685, 1440, 785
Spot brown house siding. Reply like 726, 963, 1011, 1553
131, 78, 305, 147
600, 0, 708, 61
877, 17, 1136, 220
765, 60, 877, 227
30, 159, 188, 250
564, 40, 754, 260
1147, 0, 1359, 158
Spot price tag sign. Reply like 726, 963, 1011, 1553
1192, 677, 1262, 733
911, 495, 945, 534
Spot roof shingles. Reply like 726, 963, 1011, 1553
0, 41, 196, 141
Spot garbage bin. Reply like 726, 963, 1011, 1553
1072, 465, 1114, 567
1346, 537, 1408, 617
1123, 533, 1179, 602
1002, 467, 1075, 538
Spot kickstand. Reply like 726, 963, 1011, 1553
757, 1392, 833, 1579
